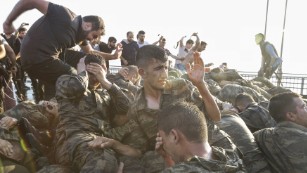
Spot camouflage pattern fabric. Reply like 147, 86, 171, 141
254, 121, 307, 173
217, 84, 267, 105
1, 101, 50, 130
112, 78, 237, 172
161, 146, 245, 173
53, 73, 130, 172
218, 114, 272, 173
107, 73, 140, 100
239, 103, 276, 133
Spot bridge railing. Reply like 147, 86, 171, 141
108, 66, 307, 97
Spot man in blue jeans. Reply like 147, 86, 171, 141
255, 33, 283, 79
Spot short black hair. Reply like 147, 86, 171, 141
108, 36, 117, 43
158, 102, 208, 143
138, 30, 145, 35
136, 45, 168, 68
82, 15, 105, 35
269, 92, 300, 123
84, 54, 103, 65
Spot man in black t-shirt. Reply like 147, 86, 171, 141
99, 36, 117, 70
3, 0, 122, 100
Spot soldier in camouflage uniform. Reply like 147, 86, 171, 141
218, 114, 272, 173
234, 93, 276, 132
107, 65, 140, 101
52, 54, 130, 173
108, 45, 237, 173
156, 101, 244, 173
218, 83, 268, 105
254, 92, 307, 172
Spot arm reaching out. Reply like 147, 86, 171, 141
3, 0, 49, 34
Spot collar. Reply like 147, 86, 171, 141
277, 121, 307, 132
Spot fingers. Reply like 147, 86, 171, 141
117, 162, 124, 173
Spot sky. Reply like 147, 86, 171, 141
1, 0, 306, 74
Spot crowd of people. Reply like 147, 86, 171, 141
0, 0, 306, 173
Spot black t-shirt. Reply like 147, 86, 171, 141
20, 3, 85, 69
98, 42, 114, 69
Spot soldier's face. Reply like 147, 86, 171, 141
141, 59, 168, 90
292, 97, 307, 128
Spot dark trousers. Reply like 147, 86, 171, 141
25, 59, 77, 100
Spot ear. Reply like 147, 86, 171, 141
286, 112, 297, 122
82, 21, 93, 31
170, 129, 179, 144
139, 68, 146, 77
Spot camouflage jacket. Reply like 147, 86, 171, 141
254, 121, 307, 173
239, 103, 276, 133
107, 73, 140, 96
162, 146, 245, 173
1, 101, 50, 130
112, 78, 229, 153
55, 81, 130, 139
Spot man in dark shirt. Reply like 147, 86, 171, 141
3, 0, 122, 100
120, 31, 139, 66
99, 36, 117, 70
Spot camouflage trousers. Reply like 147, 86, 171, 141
54, 132, 118, 173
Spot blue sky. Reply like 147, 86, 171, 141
1, 0, 306, 74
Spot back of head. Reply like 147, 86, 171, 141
269, 92, 300, 123
201, 41, 207, 46
82, 15, 105, 34
235, 93, 255, 112
157, 102, 208, 143
136, 45, 167, 68
126, 65, 138, 76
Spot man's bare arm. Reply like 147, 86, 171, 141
3, 0, 49, 34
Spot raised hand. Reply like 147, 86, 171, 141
113, 43, 123, 60
185, 52, 205, 87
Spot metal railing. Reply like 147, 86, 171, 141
238, 71, 307, 96
108, 66, 307, 97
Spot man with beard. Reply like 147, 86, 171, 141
98, 36, 117, 70
3, 0, 122, 100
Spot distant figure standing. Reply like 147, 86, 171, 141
255, 33, 282, 79
136, 30, 149, 48
120, 31, 139, 66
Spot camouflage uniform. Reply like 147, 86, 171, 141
161, 146, 244, 173
1, 101, 52, 130
217, 84, 267, 105
53, 72, 130, 173
254, 121, 307, 173
0, 116, 37, 173
107, 73, 140, 100
218, 114, 272, 173
238, 103, 276, 133
113, 78, 237, 173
